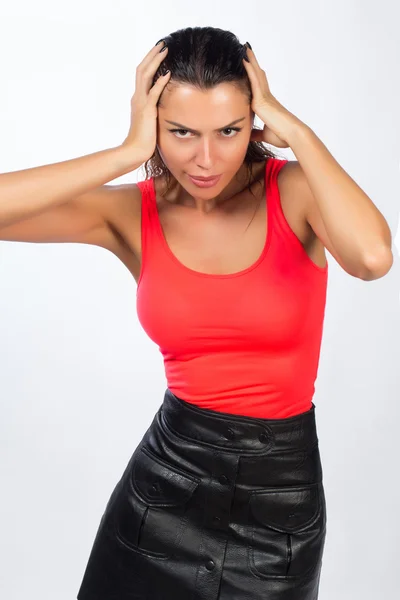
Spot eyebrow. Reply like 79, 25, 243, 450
164, 117, 246, 133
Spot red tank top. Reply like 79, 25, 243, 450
136, 158, 328, 418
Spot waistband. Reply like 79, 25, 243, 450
160, 389, 319, 454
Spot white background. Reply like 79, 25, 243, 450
0, 1, 399, 599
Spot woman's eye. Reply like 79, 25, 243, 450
221, 128, 241, 137
169, 127, 241, 138
172, 129, 191, 138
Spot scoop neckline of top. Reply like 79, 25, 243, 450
149, 159, 273, 279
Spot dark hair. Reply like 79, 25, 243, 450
139, 26, 283, 201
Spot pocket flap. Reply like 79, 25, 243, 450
250, 483, 321, 534
131, 446, 200, 507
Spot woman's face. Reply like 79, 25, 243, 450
156, 82, 254, 201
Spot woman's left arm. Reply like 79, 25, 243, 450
284, 124, 393, 280
243, 43, 393, 280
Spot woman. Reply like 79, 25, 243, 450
0, 26, 392, 600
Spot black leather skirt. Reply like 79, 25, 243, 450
77, 389, 327, 600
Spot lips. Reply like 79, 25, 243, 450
188, 174, 222, 188
189, 175, 220, 181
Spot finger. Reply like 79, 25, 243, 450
243, 47, 256, 67
136, 43, 168, 84
242, 57, 259, 87
244, 56, 269, 99
149, 71, 171, 87
138, 41, 167, 71
245, 45, 262, 71
144, 45, 169, 79
149, 70, 171, 100
137, 45, 169, 92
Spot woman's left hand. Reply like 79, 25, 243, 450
242, 44, 302, 149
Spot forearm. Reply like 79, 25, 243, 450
0, 145, 142, 227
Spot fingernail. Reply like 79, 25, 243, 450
160, 44, 168, 52
245, 41, 252, 50
155, 39, 164, 46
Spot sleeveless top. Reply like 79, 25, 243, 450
136, 158, 328, 418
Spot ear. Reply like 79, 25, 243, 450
250, 124, 290, 148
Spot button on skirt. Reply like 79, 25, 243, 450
77, 389, 327, 600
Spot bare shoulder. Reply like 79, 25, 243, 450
276, 159, 306, 209
276, 160, 328, 269
276, 160, 314, 244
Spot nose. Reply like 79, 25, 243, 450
195, 138, 214, 169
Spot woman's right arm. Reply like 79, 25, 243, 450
0, 145, 143, 247
0, 41, 171, 248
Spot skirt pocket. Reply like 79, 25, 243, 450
114, 444, 200, 560
248, 481, 326, 581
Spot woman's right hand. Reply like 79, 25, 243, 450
121, 41, 171, 165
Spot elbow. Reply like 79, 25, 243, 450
359, 249, 394, 281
